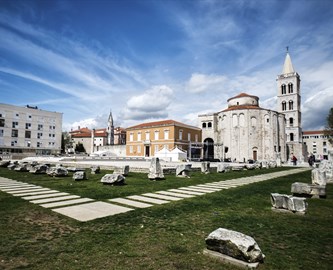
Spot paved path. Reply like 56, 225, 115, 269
0, 168, 309, 222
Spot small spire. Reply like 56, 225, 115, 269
282, 48, 295, 74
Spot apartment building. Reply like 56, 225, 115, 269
302, 130, 333, 160
0, 103, 62, 158
126, 119, 202, 158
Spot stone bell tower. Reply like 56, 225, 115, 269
107, 110, 114, 145
276, 48, 305, 162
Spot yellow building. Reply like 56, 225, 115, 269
126, 119, 202, 158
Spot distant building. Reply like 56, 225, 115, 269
69, 126, 126, 154
302, 130, 333, 160
125, 119, 202, 159
198, 93, 286, 162
69, 127, 108, 154
0, 103, 62, 158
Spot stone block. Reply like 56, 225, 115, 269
176, 164, 191, 178
113, 165, 130, 176
205, 228, 265, 263
73, 171, 87, 181
101, 174, 125, 185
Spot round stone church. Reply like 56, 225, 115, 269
198, 92, 286, 162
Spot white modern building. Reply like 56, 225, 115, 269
302, 130, 333, 160
0, 103, 62, 158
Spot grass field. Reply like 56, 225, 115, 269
0, 166, 332, 269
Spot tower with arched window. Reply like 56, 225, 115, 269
107, 110, 114, 145
276, 49, 304, 161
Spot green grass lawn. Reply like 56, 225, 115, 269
0, 167, 332, 269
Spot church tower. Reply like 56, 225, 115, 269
107, 111, 114, 145
277, 48, 304, 161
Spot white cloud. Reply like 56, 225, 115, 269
186, 73, 226, 93
124, 85, 174, 120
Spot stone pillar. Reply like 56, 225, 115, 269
91, 129, 95, 154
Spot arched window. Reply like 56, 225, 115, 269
288, 83, 293, 93
282, 101, 286, 111
290, 133, 294, 141
289, 101, 293, 110
289, 117, 294, 127
207, 122, 212, 128
202, 123, 206, 128
281, 84, 286, 94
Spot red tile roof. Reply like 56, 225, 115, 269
227, 92, 259, 102
222, 105, 262, 112
126, 119, 200, 130
302, 130, 325, 135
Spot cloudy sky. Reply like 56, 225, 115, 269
1, 0, 332, 131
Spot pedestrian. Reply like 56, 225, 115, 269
292, 154, 297, 166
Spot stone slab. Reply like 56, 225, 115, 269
179, 187, 215, 193
7, 188, 51, 196
52, 201, 133, 222
203, 249, 259, 269
0, 184, 33, 188
156, 191, 195, 198
109, 198, 153, 208
30, 195, 81, 204
2, 186, 42, 192
127, 195, 169, 204
22, 192, 69, 200
11, 189, 55, 196
195, 185, 223, 191
142, 193, 183, 201
40, 198, 94, 208
200, 184, 230, 189
168, 189, 205, 195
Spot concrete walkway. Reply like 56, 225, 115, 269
0, 167, 309, 222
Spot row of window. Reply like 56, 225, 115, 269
0, 129, 56, 139
281, 101, 294, 111
303, 135, 330, 139
129, 144, 179, 154
8, 140, 56, 147
0, 119, 56, 130
0, 112, 56, 122
129, 130, 198, 142
281, 83, 294, 94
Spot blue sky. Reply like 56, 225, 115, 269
1, 0, 333, 131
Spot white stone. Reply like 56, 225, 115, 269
205, 228, 265, 263
148, 158, 164, 180
101, 174, 125, 185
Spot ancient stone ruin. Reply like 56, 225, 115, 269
217, 163, 230, 173
148, 157, 164, 180
91, 166, 100, 174
205, 228, 265, 268
73, 171, 87, 181
201, 161, 210, 174
113, 165, 130, 176
47, 166, 68, 177
291, 182, 326, 198
176, 164, 191, 178
101, 174, 125, 185
271, 193, 307, 214
29, 164, 49, 174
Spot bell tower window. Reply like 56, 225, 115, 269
281, 84, 286, 94
288, 83, 293, 93
282, 101, 286, 111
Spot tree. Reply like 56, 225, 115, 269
61, 132, 71, 154
324, 107, 333, 145
75, 142, 86, 153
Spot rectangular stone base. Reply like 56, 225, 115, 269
271, 207, 305, 215
203, 248, 260, 269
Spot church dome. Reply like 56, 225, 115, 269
227, 92, 259, 108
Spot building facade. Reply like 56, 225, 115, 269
69, 127, 108, 154
125, 120, 202, 158
198, 93, 286, 162
276, 50, 306, 161
302, 130, 333, 160
0, 103, 62, 158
